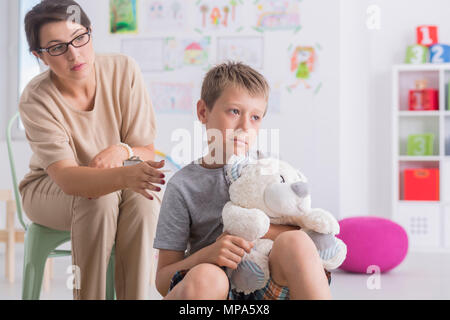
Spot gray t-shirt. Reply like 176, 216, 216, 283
153, 161, 230, 256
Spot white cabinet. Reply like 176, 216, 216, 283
395, 203, 440, 248
392, 64, 450, 251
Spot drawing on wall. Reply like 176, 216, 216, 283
110, 0, 138, 34
253, 0, 301, 32
148, 82, 194, 114
217, 36, 264, 69
144, 0, 187, 31
287, 45, 320, 93
195, 0, 244, 32
164, 37, 211, 71
121, 38, 165, 72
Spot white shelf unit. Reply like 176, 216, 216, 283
392, 64, 450, 252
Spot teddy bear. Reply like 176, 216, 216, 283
222, 154, 347, 294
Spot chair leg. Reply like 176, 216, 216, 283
6, 200, 15, 284
22, 224, 70, 300
106, 250, 116, 300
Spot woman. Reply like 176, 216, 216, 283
19, 0, 164, 300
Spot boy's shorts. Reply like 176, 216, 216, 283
168, 267, 332, 300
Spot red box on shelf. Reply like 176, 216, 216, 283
408, 88, 439, 110
404, 168, 439, 201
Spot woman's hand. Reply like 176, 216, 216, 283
89, 145, 128, 169
122, 159, 166, 200
203, 232, 254, 270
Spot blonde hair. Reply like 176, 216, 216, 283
201, 61, 270, 112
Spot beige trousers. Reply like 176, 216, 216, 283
21, 175, 161, 300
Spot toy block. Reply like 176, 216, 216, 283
417, 25, 438, 47
430, 44, 450, 63
405, 45, 428, 64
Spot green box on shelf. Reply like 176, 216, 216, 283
407, 133, 435, 156
448, 82, 450, 110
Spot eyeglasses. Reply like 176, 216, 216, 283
38, 30, 91, 57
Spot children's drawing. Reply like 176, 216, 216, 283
164, 37, 211, 71
254, 0, 301, 31
121, 38, 165, 72
196, 0, 244, 31
148, 82, 194, 114
110, 0, 138, 34
217, 36, 264, 69
144, 0, 187, 31
288, 46, 318, 91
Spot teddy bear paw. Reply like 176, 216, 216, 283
321, 237, 347, 270
302, 208, 340, 235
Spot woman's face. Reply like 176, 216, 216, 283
34, 21, 95, 82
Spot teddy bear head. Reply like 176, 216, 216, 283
225, 155, 312, 221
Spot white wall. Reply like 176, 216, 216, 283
2, 0, 450, 226
77, 0, 343, 215
339, 0, 371, 218
0, 0, 9, 140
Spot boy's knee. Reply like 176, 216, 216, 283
274, 230, 318, 258
180, 264, 229, 300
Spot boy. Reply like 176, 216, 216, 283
153, 62, 332, 300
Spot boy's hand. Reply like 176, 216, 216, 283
205, 232, 254, 270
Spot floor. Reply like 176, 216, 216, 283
1, 244, 450, 300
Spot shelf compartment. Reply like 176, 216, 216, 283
399, 160, 440, 201
444, 160, 450, 203
446, 116, 450, 156
398, 70, 440, 111
399, 116, 440, 156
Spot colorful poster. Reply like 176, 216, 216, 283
254, 0, 301, 31
217, 36, 264, 69
164, 37, 211, 71
148, 82, 194, 114
287, 45, 320, 93
121, 38, 165, 72
143, 0, 187, 31
110, 0, 138, 34
195, 0, 244, 32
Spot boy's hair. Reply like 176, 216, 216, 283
201, 61, 270, 112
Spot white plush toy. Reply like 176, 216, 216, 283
222, 155, 347, 294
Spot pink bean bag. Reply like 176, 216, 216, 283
336, 217, 408, 273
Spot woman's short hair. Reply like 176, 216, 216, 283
24, 0, 91, 52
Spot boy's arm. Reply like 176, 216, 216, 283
156, 233, 254, 297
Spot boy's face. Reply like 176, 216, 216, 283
197, 85, 267, 162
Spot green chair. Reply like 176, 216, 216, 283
7, 112, 116, 300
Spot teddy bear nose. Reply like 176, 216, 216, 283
291, 182, 309, 198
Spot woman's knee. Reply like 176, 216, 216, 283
179, 264, 229, 300
74, 192, 120, 224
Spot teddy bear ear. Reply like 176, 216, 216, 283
297, 170, 308, 182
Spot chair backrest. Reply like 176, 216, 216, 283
6, 112, 28, 231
